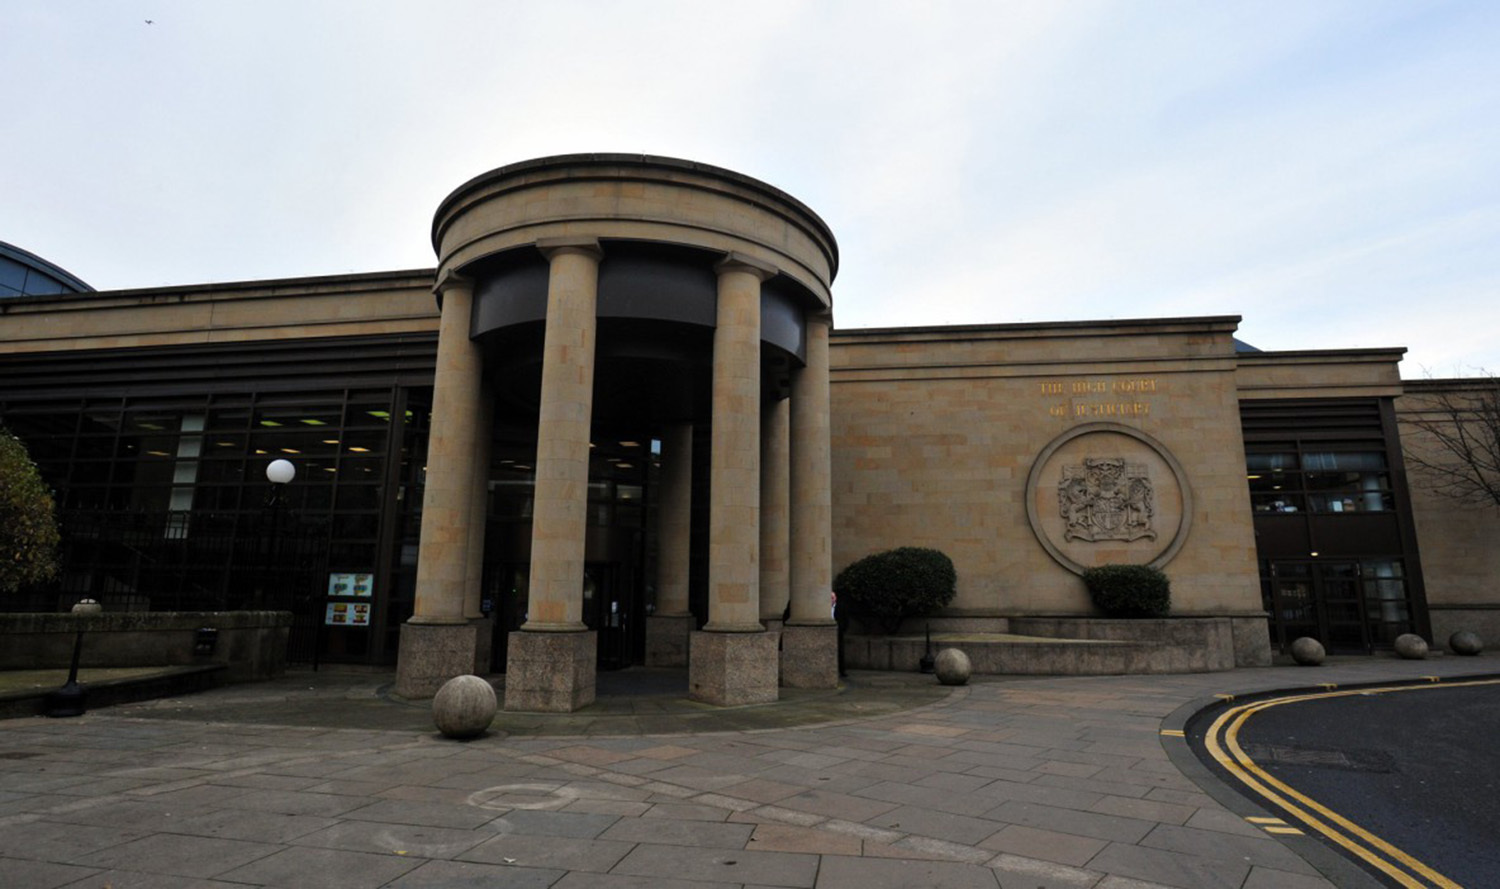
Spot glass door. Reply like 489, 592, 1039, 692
1267, 562, 1318, 650
1318, 562, 1369, 652
1266, 560, 1412, 653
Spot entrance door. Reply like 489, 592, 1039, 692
584, 563, 631, 670
1318, 562, 1368, 652
480, 429, 657, 674
1266, 562, 1318, 650
1266, 560, 1414, 653
487, 561, 637, 671
488, 563, 529, 673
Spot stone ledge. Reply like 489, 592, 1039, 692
0, 611, 291, 682
847, 616, 1249, 675
0, 664, 227, 720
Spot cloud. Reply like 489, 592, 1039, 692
2, 0, 1497, 374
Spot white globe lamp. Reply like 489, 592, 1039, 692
266, 459, 296, 485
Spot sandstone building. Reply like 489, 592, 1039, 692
2, 155, 1493, 710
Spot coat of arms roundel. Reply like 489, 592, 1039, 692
1058, 457, 1156, 543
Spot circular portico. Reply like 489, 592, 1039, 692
394, 155, 840, 710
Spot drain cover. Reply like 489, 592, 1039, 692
1242, 743, 1394, 773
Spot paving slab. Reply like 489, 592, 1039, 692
57, 869, 245, 889
385, 858, 565, 889
214, 845, 422, 888
0, 858, 100, 889
978, 823, 1109, 867
610, 842, 819, 887
75, 833, 281, 879
816, 854, 1000, 888
1086, 841, 1249, 889
3, 655, 1497, 889
293, 820, 494, 859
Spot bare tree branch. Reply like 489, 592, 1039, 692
1402, 373, 1500, 510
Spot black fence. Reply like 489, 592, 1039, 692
8, 508, 332, 663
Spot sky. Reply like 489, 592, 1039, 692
4, 1, 1498, 376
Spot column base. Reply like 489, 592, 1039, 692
781, 623, 839, 689
395, 621, 478, 699
690, 631, 778, 706
645, 614, 693, 667
504, 630, 596, 712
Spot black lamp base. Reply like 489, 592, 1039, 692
44, 681, 87, 718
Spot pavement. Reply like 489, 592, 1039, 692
2, 654, 1497, 889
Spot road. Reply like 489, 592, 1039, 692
1193, 679, 1500, 888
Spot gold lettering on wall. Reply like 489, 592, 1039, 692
1038, 378, 1160, 418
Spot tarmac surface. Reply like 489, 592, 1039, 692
2, 654, 1497, 889
1227, 678, 1500, 888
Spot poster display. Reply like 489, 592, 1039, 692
325, 601, 371, 627
327, 572, 373, 597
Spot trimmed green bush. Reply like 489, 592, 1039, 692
1082, 564, 1171, 618
834, 547, 956, 634
0, 427, 60, 593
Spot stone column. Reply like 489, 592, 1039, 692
505, 238, 602, 712
783, 313, 838, 688
760, 395, 791, 627
691, 253, 778, 705
645, 422, 693, 666
395, 271, 482, 698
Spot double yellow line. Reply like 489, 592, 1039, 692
1198, 678, 1500, 889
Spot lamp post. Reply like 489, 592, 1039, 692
263, 458, 299, 650
264, 459, 295, 597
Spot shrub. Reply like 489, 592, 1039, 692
834, 547, 956, 634
1082, 564, 1170, 618
0, 427, 60, 593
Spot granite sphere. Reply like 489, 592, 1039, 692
1449, 630, 1484, 656
1393, 634, 1429, 660
1289, 637, 1325, 666
934, 648, 971, 686
433, 675, 497, 739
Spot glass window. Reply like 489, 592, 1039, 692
2, 386, 412, 664
1248, 447, 1392, 514
336, 484, 383, 511
1247, 452, 1298, 471
0, 255, 27, 290
1303, 451, 1386, 471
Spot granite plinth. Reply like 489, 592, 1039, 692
504, 630, 596, 712
393, 621, 478, 699
780, 623, 838, 689
689, 630, 778, 706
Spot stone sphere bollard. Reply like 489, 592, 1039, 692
71, 599, 102, 615
1393, 634, 1429, 660
934, 648, 971, 686
1449, 630, 1484, 656
1289, 637, 1325, 666
432, 675, 497, 739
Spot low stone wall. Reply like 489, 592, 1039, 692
1010, 616, 1236, 671
1429, 606, 1500, 653
847, 615, 1259, 675
0, 611, 292, 683
890, 616, 1013, 635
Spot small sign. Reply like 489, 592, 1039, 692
327, 572, 374, 598
325, 601, 371, 627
